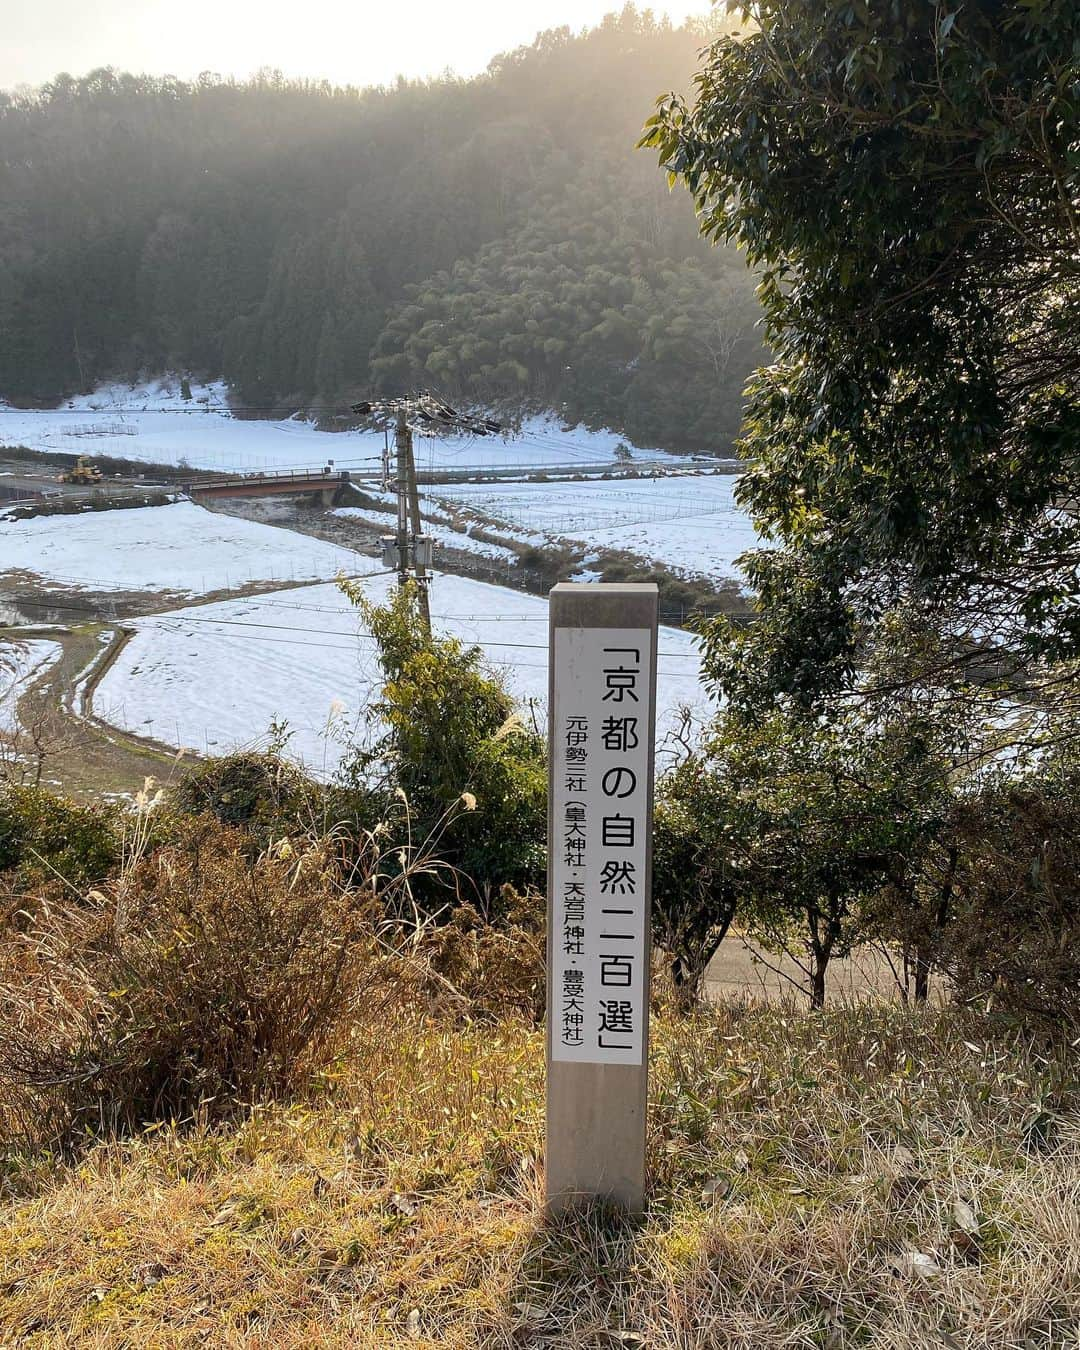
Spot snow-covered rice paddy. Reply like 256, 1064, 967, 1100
427, 472, 761, 582
333, 505, 520, 566
0, 638, 62, 734
2, 378, 761, 587
0, 377, 687, 475
94, 577, 708, 776
0, 500, 377, 596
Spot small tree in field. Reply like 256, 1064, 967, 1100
652, 753, 747, 1006
708, 709, 952, 1007
338, 581, 546, 910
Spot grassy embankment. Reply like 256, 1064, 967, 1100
2, 999, 1076, 1348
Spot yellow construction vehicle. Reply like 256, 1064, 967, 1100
59, 455, 104, 485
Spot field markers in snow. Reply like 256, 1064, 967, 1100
546, 582, 658, 1217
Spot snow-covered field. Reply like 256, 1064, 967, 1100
333, 504, 519, 566
94, 577, 708, 776
1, 377, 761, 586
0, 377, 687, 475
427, 473, 762, 582
0, 638, 63, 734
0, 500, 377, 596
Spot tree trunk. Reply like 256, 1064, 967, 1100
913, 954, 931, 1005
914, 845, 958, 1005
808, 905, 839, 1009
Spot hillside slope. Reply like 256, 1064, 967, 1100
0, 8, 760, 451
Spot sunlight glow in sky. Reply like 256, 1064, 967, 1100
2, 0, 713, 92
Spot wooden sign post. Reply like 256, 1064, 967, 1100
545, 582, 659, 1216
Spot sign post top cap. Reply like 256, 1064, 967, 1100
549, 581, 659, 597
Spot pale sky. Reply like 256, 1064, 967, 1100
0, 0, 713, 93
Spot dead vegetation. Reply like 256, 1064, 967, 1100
0, 789, 1076, 1347
0, 981, 1077, 1346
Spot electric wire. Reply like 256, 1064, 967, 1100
2, 590, 702, 659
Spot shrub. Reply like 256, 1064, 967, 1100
937, 771, 1080, 1029
171, 751, 320, 836
0, 820, 399, 1152
396, 888, 545, 1024
339, 582, 546, 910
0, 786, 120, 900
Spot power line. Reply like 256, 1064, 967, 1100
2, 590, 702, 658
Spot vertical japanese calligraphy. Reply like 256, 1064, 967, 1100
550, 627, 654, 1066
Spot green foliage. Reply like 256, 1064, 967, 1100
0, 786, 119, 896
0, 9, 759, 452
651, 754, 744, 1002
644, 0, 1080, 706
695, 708, 954, 1007
339, 582, 546, 905
373, 168, 761, 452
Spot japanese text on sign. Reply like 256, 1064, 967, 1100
551, 627, 652, 1065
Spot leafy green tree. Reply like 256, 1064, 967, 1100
644, 0, 1080, 715
704, 708, 953, 1007
652, 752, 747, 1005
338, 582, 546, 909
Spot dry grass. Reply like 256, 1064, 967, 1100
1, 999, 1077, 1348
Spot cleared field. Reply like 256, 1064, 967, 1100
0, 500, 375, 599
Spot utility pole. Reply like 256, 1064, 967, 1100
352, 393, 496, 637
394, 408, 410, 591
393, 407, 431, 632
402, 414, 431, 632
381, 426, 392, 493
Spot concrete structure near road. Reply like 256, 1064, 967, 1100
546, 582, 659, 1216
187, 467, 351, 507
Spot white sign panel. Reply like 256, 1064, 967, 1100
551, 626, 652, 1065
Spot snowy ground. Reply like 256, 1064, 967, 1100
94, 577, 709, 777
1, 377, 761, 587
0, 377, 689, 475
333, 504, 520, 565
0, 638, 63, 734
0, 500, 378, 596
426, 472, 762, 582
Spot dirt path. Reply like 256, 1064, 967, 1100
6, 626, 184, 801
707, 933, 900, 1003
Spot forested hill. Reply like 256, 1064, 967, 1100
0, 8, 762, 452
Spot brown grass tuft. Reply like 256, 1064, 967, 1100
0, 820, 403, 1152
